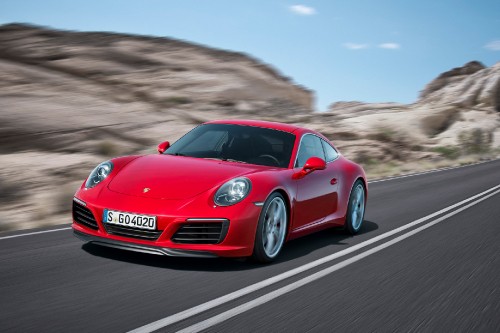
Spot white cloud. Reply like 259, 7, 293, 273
484, 40, 500, 51
289, 4, 316, 15
343, 43, 369, 50
378, 43, 400, 49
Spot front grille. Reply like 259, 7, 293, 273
171, 220, 229, 244
73, 201, 98, 230
103, 224, 162, 241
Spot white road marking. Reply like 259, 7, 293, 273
177, 187, 500, 333
128, 184, 500, 333
0, 227, 72, 240
368, 158, 498, 183
2, 158, 498, 240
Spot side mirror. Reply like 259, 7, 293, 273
157, 141, 170, 154
292, 157, 326, 179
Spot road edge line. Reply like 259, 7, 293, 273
0, 227, 72, 240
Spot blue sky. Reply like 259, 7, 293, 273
1, 0, 499, 111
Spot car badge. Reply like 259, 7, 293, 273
143, 188, 150, 193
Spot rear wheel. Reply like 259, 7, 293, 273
345, 180, 366, 234
252, 193, 288, 263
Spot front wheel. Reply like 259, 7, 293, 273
252, 193, 288, 263
345, 180, 366, 234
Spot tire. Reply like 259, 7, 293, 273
252, 192, 288, 263
345, 180, 366, 235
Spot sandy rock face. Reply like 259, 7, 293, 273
321, 60, 500, 179
0, 23, 313, 115
419, 61, 500, 111
420, 61, 486, 98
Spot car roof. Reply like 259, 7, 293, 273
204, 119, 302, 134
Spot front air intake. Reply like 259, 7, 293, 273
171, 219, 229, 244
73, 201, 98, 230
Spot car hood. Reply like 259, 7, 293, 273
107, 155, 263, 200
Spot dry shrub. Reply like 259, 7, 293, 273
331, 131, 360, 141
353, 150, 376, 166
0, 211, 18, 232
107, 51, 163, 68
382, 146, 407, 161
458, 128, 492, 154
410, 144, 423, 151
0, 177, 26, 203
213, 99, 235, 107
368, 128, 397, 142
367, 127, 411, 161
164, 96, 192, 105
421, 108, 459, 136
171, 66, 188, 72
54, 184, 78, 214
96, 140, 119, 157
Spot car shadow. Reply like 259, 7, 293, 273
277, 220, 378, 264
82, 220, 378, 272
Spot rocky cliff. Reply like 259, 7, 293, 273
0, 23, 313, 112
0, 23, 314, 155
419, 61, 500, 111
323, 61, 500, 167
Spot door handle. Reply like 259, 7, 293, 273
330, 178, 337, 185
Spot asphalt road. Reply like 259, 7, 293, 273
1, 159, 500, 332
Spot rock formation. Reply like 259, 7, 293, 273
312, 60, 500, 186
419, 61, 500, 111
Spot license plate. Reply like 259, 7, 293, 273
103, 209, 156, 230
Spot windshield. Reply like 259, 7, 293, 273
164, 124, 295, 168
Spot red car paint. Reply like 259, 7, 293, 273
72, 120, 367, 258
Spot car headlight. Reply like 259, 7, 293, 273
85, 161, 113, 189
214, 177, 251, 206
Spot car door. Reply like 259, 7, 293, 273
292, 134, 339, 231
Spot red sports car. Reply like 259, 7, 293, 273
73, 120, 367, 262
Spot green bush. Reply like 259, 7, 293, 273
165, 96, 192, 105
432, 146, 460, 160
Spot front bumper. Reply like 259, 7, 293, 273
72, 190, 263, 257
73, 229, 217, 258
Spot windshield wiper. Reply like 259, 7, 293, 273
166, 152, 187, 156
203, 157, 247, 164
224, 158, 247, 164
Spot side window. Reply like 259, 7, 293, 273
321, 139, 339, 162
295, 135, 325, 167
